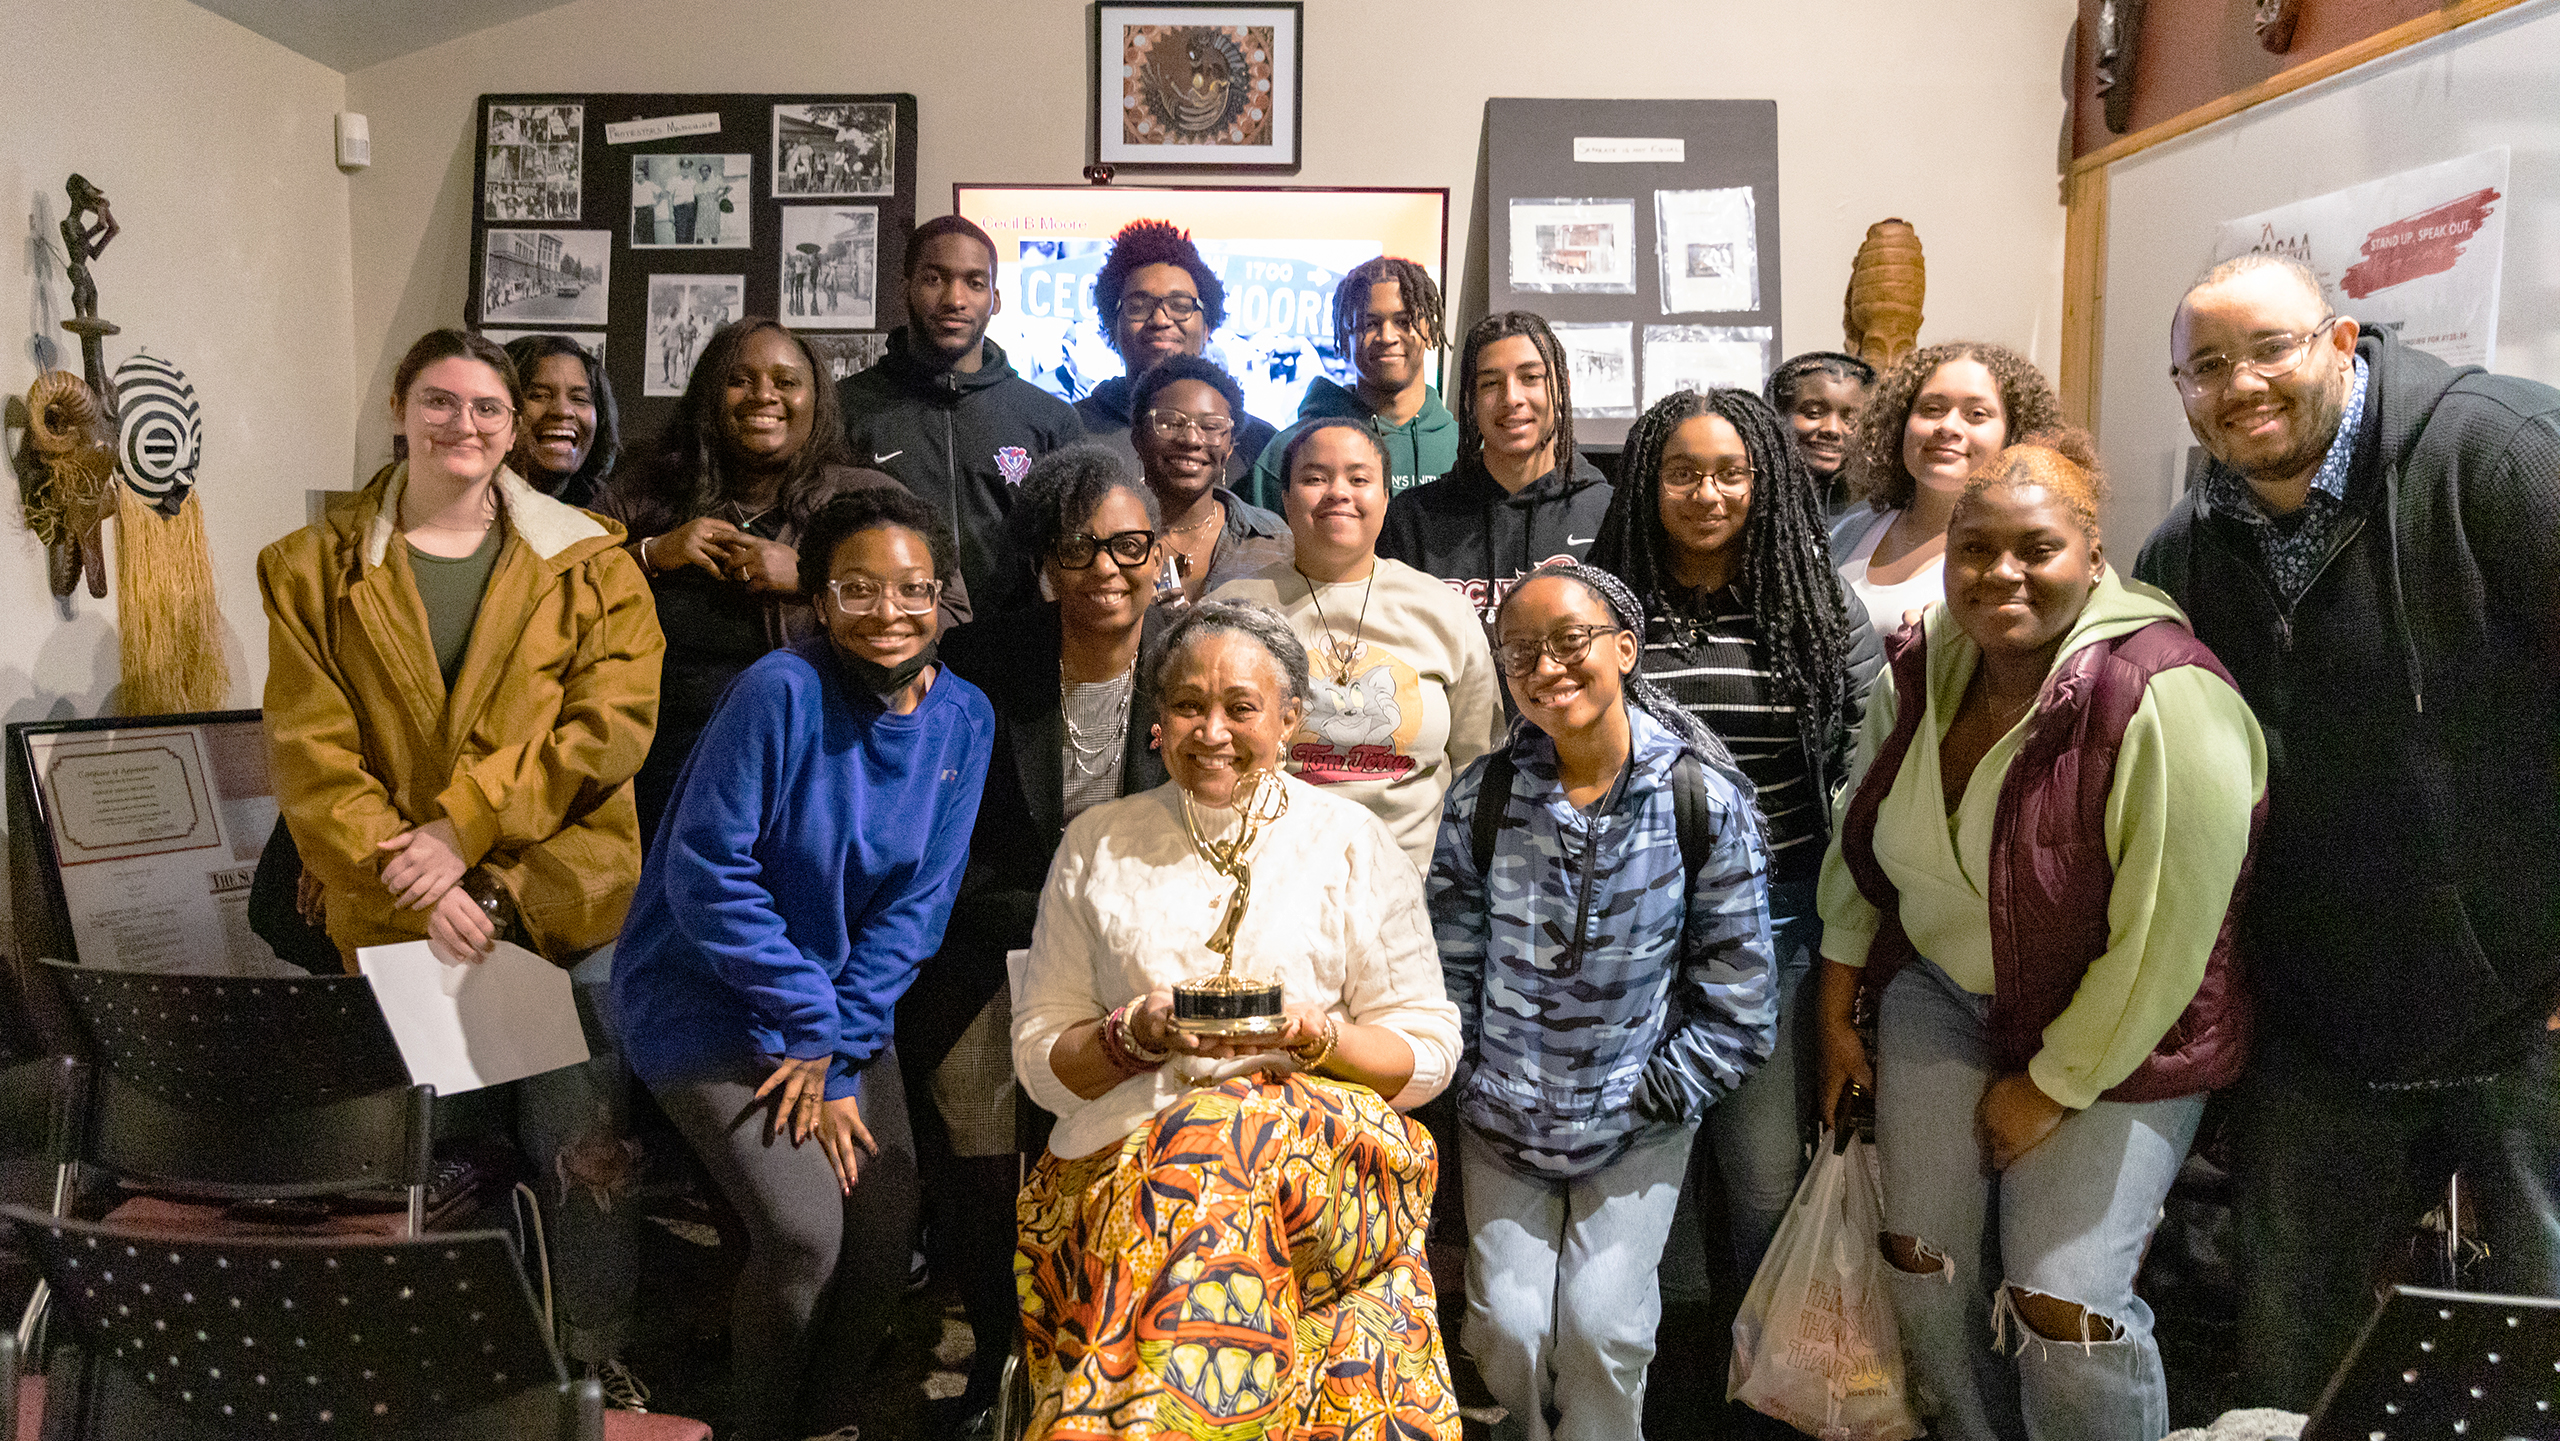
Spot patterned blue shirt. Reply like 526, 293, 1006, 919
2202, 355, 2368, 605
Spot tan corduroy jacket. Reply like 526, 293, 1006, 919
258, 463, 666, 968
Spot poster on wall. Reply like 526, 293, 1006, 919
485, 103, 583, 221
1508, 198, 1638, 295
480, 229, 611, 327
1550, 321, 1636, 417
630, 155, 753, 248
773, 102, 896, 197
2209, 147, 2510, 367
644, 275, 745, 397
1641, 324, 1773, 408
1655, 186, 1759, 314
780, 206, 879, 329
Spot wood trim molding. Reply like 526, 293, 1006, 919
2060, 166, 2110, 431
2069, 0, 2538, 176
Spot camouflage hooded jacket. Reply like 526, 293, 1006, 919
1429, 706, 1776, 1180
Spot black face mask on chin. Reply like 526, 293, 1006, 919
832, 638, 938, 700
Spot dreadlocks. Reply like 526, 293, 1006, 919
1454, 311, 1574, 475
1331, 256, 1446, 357
1586, 386, 1860, 804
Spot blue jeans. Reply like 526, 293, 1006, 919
1874, 959, 2203, 1441
2235, 1025, 2560, 1409
1462, 1119, 1696, 1441
1701, 875, 1819, 1277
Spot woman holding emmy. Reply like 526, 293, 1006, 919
1010, 599, 1465, 1440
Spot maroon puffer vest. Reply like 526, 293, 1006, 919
1840, 619, 2263, 1102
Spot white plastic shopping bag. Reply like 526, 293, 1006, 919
1729, 1131, 1924, 1441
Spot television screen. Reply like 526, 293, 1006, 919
954, 184, 1449, 430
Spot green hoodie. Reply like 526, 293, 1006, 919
1815, 568, 2267, 1109
1242, 376, 1459, 513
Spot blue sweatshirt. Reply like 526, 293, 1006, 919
614, 635, 993, 1101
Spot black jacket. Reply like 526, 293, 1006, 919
902, 604, 1169, 1074
1376, 451, 1613, 626
2134, 330, 2560, 1082
1071, 373, 1280, 495
838, 330, 1083, 608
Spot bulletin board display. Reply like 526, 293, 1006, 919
466, 92, 920, 443
1484, 98, 1783, 447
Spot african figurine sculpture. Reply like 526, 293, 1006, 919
1844, 218, 1926, 370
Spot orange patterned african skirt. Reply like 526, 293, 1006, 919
1016, 1074, 1462, 1440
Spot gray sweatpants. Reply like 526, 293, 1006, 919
652, 1045, 918, 1441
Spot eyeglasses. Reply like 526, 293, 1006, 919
1053, 528, 1157, 569
1495, 624, 1621, 677
414, 390, 515, 432
1659, 463, 1755, 497
826, 577, 943, 616
1142, 408, 1235, 441
2169, 316, 2341, 396
1117, 293, 1204, 324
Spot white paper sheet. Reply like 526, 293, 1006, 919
1642, 325, 1775, 409
1655, 187, 1760, 315
358, 940, 590, 1095
1509, 198, 1638, 294
1550, 321, 1637, 417
2210, 147, 2509, 368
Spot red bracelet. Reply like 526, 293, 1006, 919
1098, 1004, 1166, 1075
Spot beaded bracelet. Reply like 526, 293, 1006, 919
1098, 1004, 1170, 1075
1294, 1013, 1341, 1074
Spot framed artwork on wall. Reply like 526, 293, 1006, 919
1094, 2, 1302, 172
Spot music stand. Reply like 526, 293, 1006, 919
2301, 1284, 2560, 1440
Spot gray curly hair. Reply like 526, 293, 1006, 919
1144, 599, 1311, 714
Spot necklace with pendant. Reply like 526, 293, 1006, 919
1298, 564, 1377, 689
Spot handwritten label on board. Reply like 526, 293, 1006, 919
605, 112, 723, 145
1575, 137, 1685, 164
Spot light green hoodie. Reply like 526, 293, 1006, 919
1816, 568, 2267, 1108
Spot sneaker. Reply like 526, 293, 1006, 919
589, 1357, 651, 1412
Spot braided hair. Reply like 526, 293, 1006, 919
1764, 350, 1875, 413
1497, 559, 1758, 817
1586, 387, 1858, 803
1330, 256, 1447, 357
1454, 311, 1574, 474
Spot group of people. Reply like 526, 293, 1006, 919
254, 205, 2560, 1441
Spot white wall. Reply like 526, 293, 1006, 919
3, 0, 356, 730
344, 0, 2079, 464
2099, 0, 2560, 544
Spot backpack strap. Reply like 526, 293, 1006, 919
1469, 744, 1520, 879
1670, 751, 1709, 900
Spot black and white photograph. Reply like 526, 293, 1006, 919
630, 154, 752, 249
1641, 324, 1773, 408
478, 330, 606, 372
1550, 321, 1637, 417
801, 332, 891, 384
484, 103, 583, 221
779, 205, 878, 329
479, 228, 611, 327
773, 102, 895, 197
1508, 197, 1638, 295
645, 276, 744, 397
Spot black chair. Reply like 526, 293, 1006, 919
30, 960, 444, 1231
2, 1206, 603, 1440
2301, 1283, 2560, 1441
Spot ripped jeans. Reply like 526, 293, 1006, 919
1872, 959, 2203, 1441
